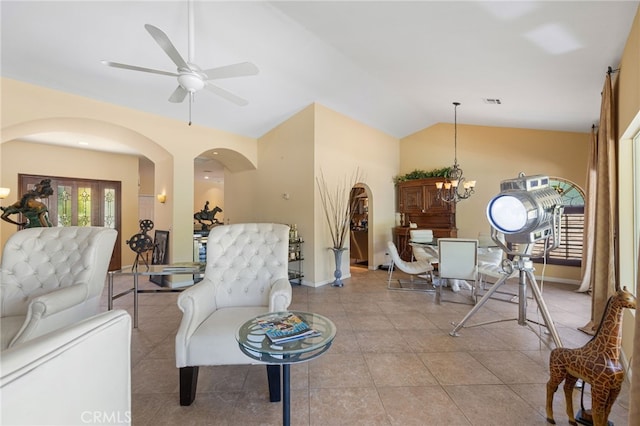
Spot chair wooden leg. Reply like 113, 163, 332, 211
266, 364, 281, 402
180, 366, 199, 406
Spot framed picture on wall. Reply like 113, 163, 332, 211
150, 230, 169, 285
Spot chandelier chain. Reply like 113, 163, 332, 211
436, 101, 475, 204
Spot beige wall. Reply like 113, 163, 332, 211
138, 157, 155, 196
618, 8, 640, 136
255, 105, 316, 280
400, 123, 589, 282
0, 140, 139, 265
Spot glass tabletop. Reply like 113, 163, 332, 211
109, 263, 206, 276
410, 238, 498, 249
236, 311, 336, 364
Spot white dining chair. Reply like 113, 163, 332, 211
437, 238, 478, 305
409, 229, 438, 264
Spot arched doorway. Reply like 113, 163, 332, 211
349, 183, 372, 269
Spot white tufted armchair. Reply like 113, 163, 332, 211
175, 223, 292, 406
1, 310, 131, 426
0, 226, 117, 350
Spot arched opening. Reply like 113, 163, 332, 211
1, 118, 172, 269
192, 147, 256, 262
349, 182, 373, 270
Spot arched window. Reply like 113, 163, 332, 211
531, 177, 585, 267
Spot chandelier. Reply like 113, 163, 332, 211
436, 102, 476, 203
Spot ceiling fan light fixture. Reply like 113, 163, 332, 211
178, 73, 204, 92
102, 0, 258, 125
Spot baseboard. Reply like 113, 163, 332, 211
303, 272, 353, 288
533, 275, 581, 286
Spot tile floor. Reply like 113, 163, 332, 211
104, 266, 630, 425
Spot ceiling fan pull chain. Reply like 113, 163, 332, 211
188, 92, 193, 126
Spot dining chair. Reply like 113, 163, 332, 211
386, 241, 434, 291
436, 238, 478, 305
409, 229, 437, 264
409, 229, 433, 243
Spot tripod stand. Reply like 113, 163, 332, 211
449, 254, 563, 349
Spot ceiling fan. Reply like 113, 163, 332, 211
101, 0, 258, 125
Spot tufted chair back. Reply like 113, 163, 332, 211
204, 222, 289, 309
1, 226, 117, 349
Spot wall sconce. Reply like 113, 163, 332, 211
0, 188, 10, 199
156, 193, 167, 204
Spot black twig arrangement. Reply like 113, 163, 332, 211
316, 168, 363, 249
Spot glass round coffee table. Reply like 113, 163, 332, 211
236, 311, 336, 426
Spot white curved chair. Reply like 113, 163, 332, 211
176, 223, 292, 406
1, 226, 117, 350
387, 241, 434, 291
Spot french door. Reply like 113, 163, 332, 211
19, 174, 122, 270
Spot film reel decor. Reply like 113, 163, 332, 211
127, 219, 155, 270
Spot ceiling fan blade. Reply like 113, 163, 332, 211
204, 81, 248, 106
145, 24, 189, 70
101, 60, 178, 77
169, 86, 188, 103
203, 62, 259, 80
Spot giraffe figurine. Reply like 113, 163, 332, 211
546, 287, 636, 426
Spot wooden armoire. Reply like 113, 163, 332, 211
393, 177, 457, 261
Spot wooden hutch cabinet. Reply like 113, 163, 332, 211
393, 177, 457, 260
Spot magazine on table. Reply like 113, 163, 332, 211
257, 313, 320, 343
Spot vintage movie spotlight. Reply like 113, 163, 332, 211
486, 173, 563, 246
450, 173, 564, 349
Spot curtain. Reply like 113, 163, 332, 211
576, 126, 597, 293
578, 71, 618, 335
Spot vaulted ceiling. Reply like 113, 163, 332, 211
2, 1, 638, 146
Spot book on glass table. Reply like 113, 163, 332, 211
257, 313, 321, 344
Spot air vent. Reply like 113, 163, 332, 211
483, 98, 502, 105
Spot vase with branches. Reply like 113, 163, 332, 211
316, 168, 363, 286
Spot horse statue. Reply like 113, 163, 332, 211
193, 201, 222, 230
546, 287, 636, 426
1, 179, 54, 228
